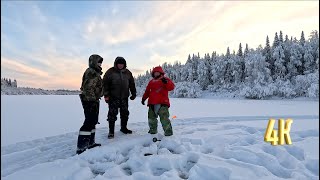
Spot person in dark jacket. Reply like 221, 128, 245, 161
77, 54, 103, 154
141, 66, 175, 136
103, 56, 137, 139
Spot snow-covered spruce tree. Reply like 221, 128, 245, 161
183, 54, 199, 82
204, 53, 213, 85
223, 47, 234, 90
172, 61, 183, 82
300, 31, 306, 46
263, 36, 274, 77
179, 54, 193, 82
13, 79, 18, 87
172, 81, 202, 98
296, 31, 306, 74
197, 59, 210, 90
209, 55, 226, 92
229, 54, 242, 90
286, 43, 303, 80
192, 53, 200, 82
8, 79, 12, 87
209, 51, 218, 87
303, 43, 315, 75
272, 32, 280, 49
279, 31, 284, 44
304, 30, 319, 75
272, 45, 286, 80
309, 30, 319, 67
184, 62, 194, 82
237, 43, 243, 57
271, 32, 285, 82
272, 42, 298, 97
179, 54, 194, 82
283, 34, 292, 79
240, 51, 274, 99
238, 43, 246, 82
244, 43, 249, 57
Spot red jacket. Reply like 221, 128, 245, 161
142, 67, 175, 107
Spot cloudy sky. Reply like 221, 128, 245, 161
1, 1, 319, 90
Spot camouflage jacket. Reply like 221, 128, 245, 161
80, 55, 103, 101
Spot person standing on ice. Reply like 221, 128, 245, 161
77, 54, 104, 155
102, 56, 137, 139
141, 66, 175, 136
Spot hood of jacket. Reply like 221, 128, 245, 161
151, 66, 165, 78
114, 56, 127, 69
89, 54, 103, 74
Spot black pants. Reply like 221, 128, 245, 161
80, 100, 100, 131
107, 98, 129, 122
77, 100, 100, 151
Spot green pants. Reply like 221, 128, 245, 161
148, 105, 173, 136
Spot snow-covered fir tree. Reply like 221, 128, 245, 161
263, 36, 274, 77
241, 51, 274, 99
197, 59, 210, 90
273, 45, 286, 80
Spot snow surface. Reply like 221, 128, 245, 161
1, 95, 319, 179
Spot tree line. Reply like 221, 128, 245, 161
135, 30, 319, 99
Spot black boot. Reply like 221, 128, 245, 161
88, 143, 101, 149
120, 119, 132, 134
76, 132, 90, 154
88, 129, 101, 149
108, 121, 115, 139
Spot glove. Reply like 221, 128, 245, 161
141, 99, 146, 105
104, 96, 109, 103
161, 77, 168, 84
130, 95, 136, 100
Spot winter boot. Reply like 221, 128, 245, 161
108, 121, 115, 139
88, 129, 101, 149
76, 131, 91, 154
120, 119, 132, 134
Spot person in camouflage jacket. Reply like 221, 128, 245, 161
76, 54, 103, 155
103, 56, 137, 139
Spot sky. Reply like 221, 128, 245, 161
1, 1, 319, 90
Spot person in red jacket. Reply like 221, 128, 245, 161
141, 66, 175, 136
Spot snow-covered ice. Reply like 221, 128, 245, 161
1, 95, 319, 179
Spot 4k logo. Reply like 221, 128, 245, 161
264, 119, 293, 145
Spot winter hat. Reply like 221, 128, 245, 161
114, 56, 127, 68
151, 66, 165, 77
